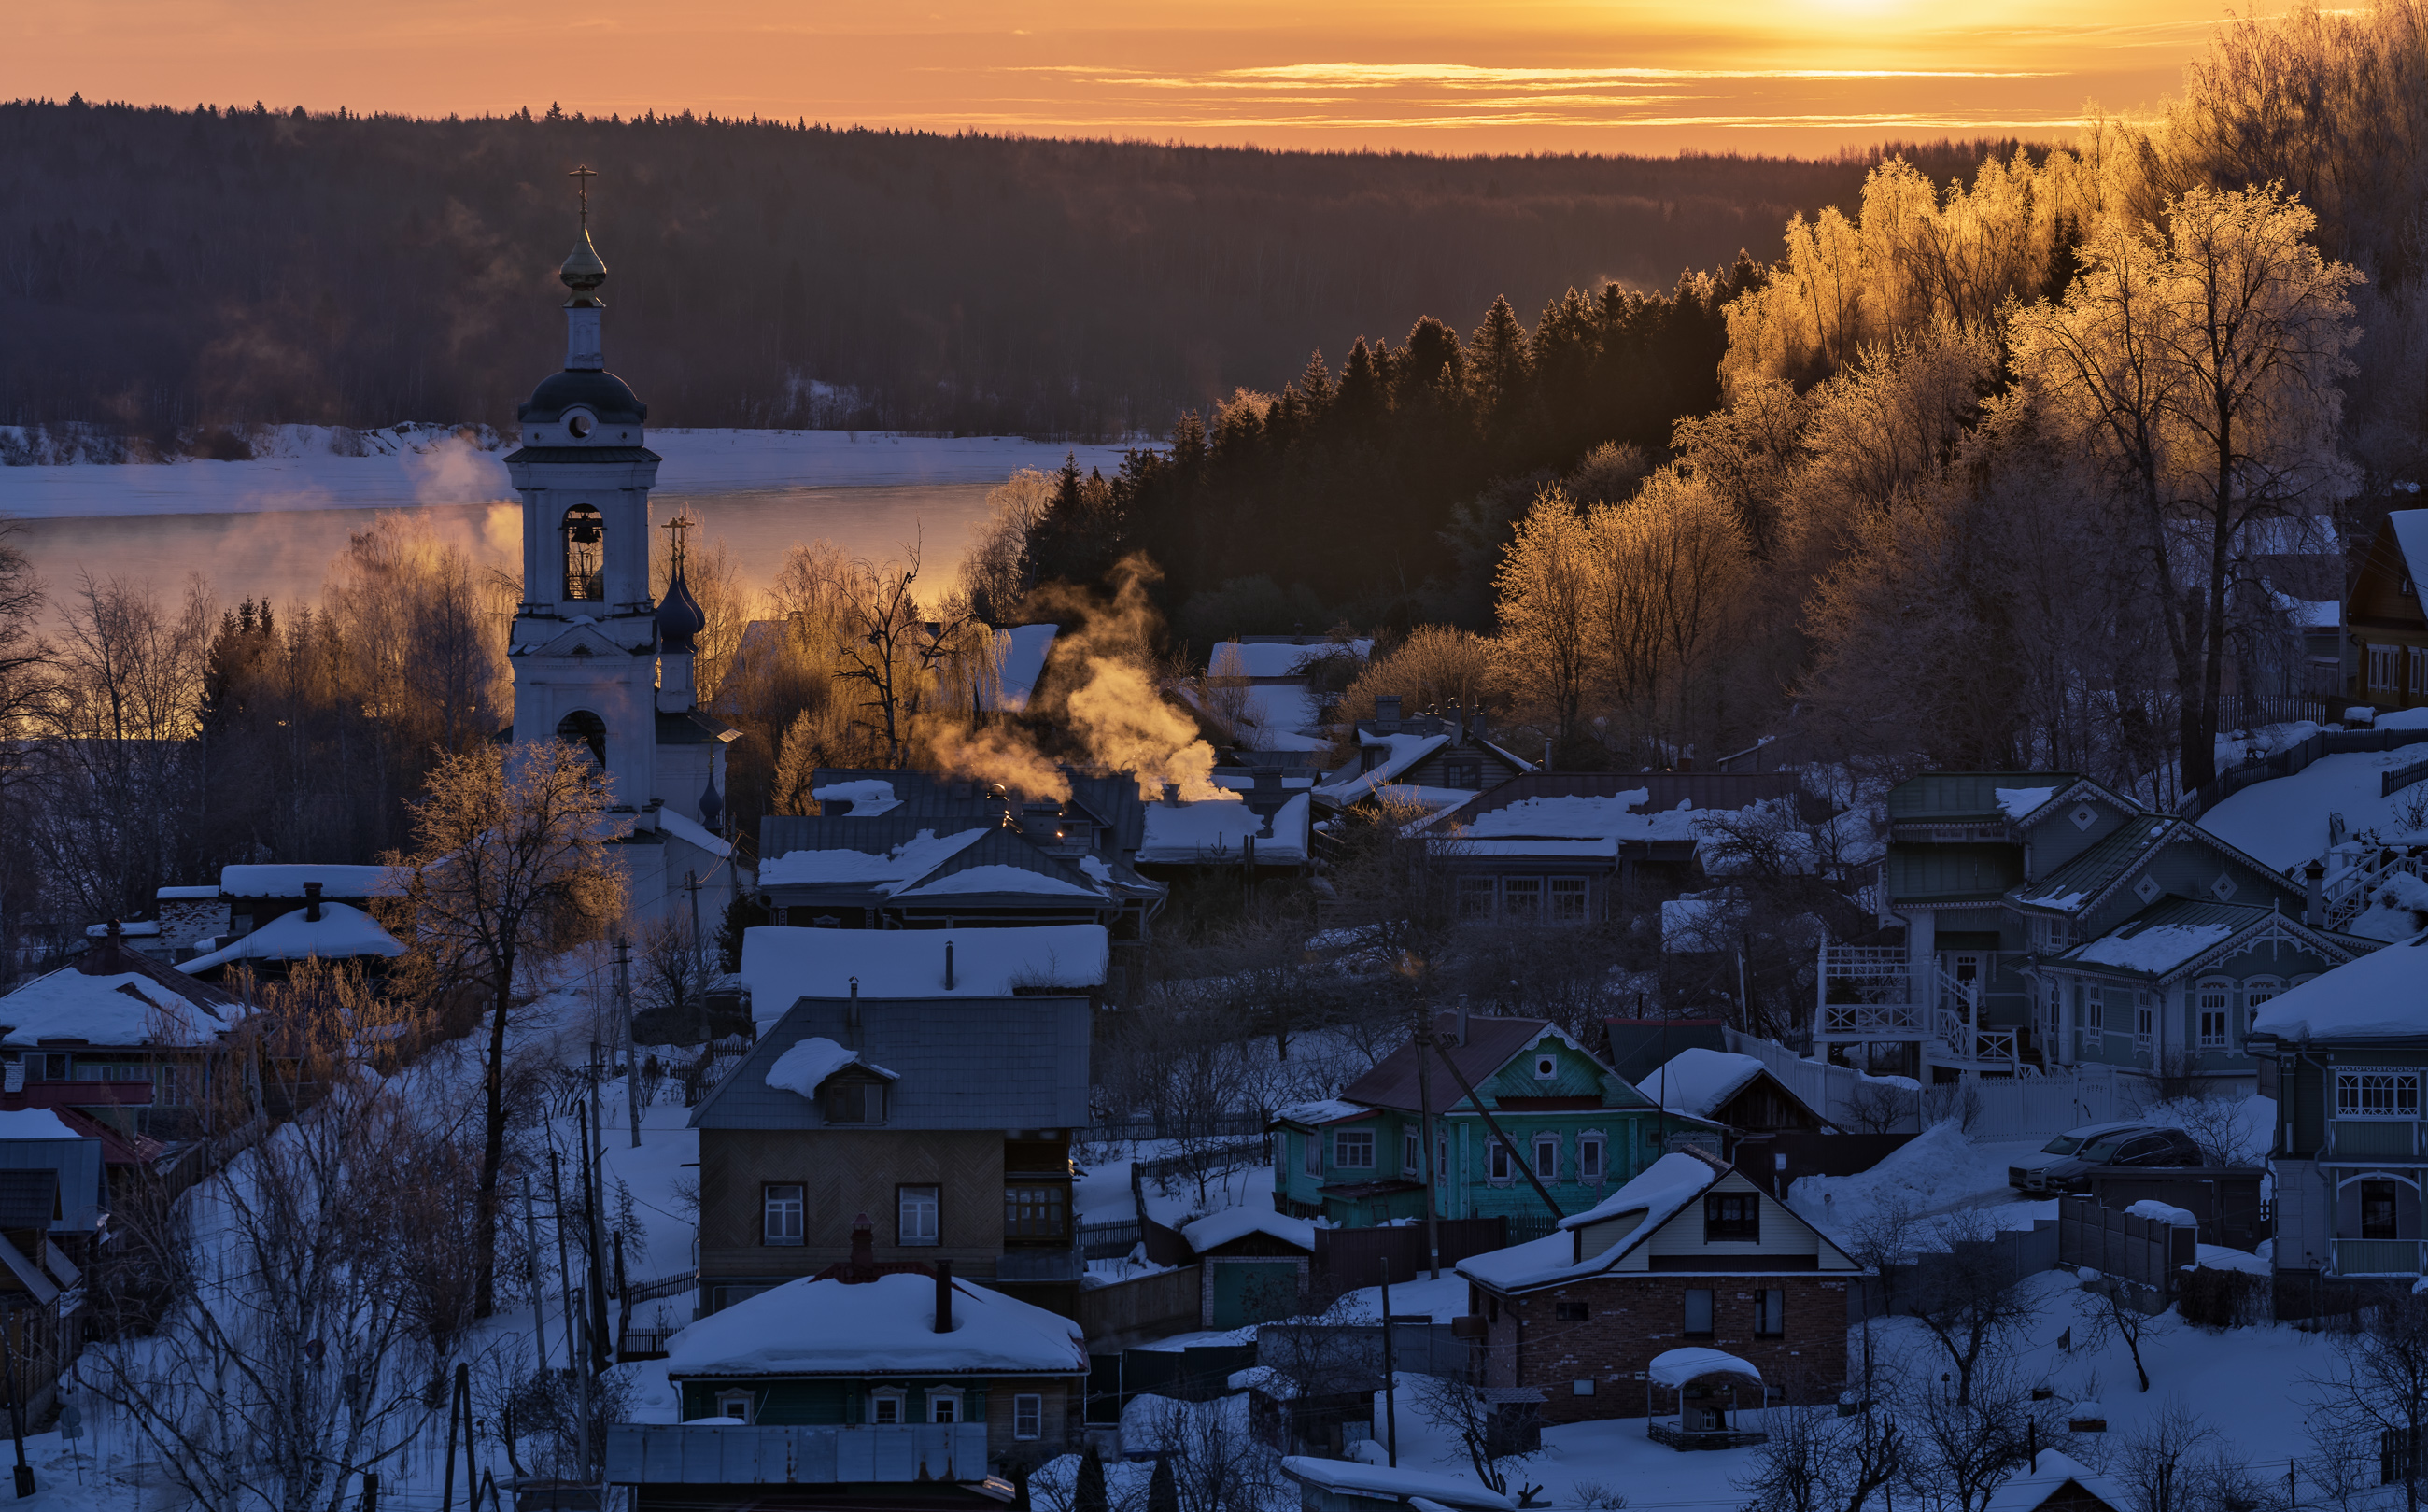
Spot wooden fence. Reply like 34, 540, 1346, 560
2058, 1195, 2196, 1294
2177, 723, 2428, 821
1312, 1218, 1509, 1294
1077, 1264, 1203, 1349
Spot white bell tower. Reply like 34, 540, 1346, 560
504, 166, 664, 816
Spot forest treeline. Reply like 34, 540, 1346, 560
979, 2, 2428, 798
0, 96, 2014, 441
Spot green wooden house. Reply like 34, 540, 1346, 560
2250, 938, 2428, 1280
1268, 1013, 1717, 1230
659, 1219, 1088, 1464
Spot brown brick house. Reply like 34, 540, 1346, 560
1455, 1146, 1859, 1423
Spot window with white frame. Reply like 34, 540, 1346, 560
1404, 1128, 1422, 1176
1578, 1133, 1605, 1182
1532, 1133, 1559, 1180
1334, 1130, 1375, 1168
1503, 876, 1544, 923
764, 1184, 804, 1246
1458, 877, 1496, 920
1489, 1139, 1513, 1183
1304, 1131, 1322, 1176
2338, 1068, 2421, 1119
898, 1185, 939, 1246
868, 1389, 906, 1425
1013, 1393, 1043, 1440
2197, 982, 2231, 1048
2245, 978, 2280, 1016
2135, 993, 2153, 1049
1548, 878, 1589, 925
2412, 646, 2428, 696
717, 1391, 755, 1423
928, 1388, 965, 1424
2373, 643, 2402, 691
2085, 987, 2102, 1033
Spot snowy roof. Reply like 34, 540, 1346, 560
1996, 785, 2062, 820
1314, 732, 1450, 804
1558, 1151, 1723, 1236
1278, 1458, 1514, 1512
989, 624, 1060, 712
1137, 793, 1311, 865
1646, 1347, 1762, 1388
178, 902, 404, 973
0, 960, 241, 1048
2059, 904, 2239, 978
219, 863, 401, 898
2392, 510, 2428, 597
1981, 1452, 2125, 1512
660, 1271, 1087, 1378
757, 827, 991, 893
1638, 1049, 1769, 1121
1273, 1097, 1369, 1126
1460, 1153, 1729, 1293
1180, 1206, 1316, 1252
698, 994, 1091, 1131
655, 807, 734, 860
812, 779, 902, 817
1209, 641, 1371, 680
2124, 1200, 2197, 1226
0, 1110, 77, 1141
155, 886, 219, 901
2251, 931, 2428, 1041
765, 1037, 898, 1100
739, 924, 1109, 1010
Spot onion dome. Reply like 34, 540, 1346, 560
657, 561, 707, 652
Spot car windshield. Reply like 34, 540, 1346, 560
2079, 1137, 2132, 1161
2040, 1135, 2085, 1156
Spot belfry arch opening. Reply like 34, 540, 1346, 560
556, 710, 607, 769
562, 503, 605, 601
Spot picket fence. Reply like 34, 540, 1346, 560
1722, 1031, 2144, 1141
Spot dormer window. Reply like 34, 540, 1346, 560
562, 503, 605, 600
822, 1073, 886, 1125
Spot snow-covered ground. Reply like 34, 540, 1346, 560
0, 427, 1140, 518
2199, 740, 2428, 871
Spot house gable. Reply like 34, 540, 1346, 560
1587, 1169, 1859, 1275
2351, 515, 2428, 635
2014, 781, 2142, 878
1470, 1030, 1625, 1109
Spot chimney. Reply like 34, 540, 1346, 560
935, 1259, 954, 1334
304, 881, 323, 923
1162, 782, 1181, 807
1374, 694, 1403, 732
944, 940, 956, 991
846, 1213, 876, 1280
2305, 858, 2326, 926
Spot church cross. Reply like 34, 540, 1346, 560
569, 165, 598, 226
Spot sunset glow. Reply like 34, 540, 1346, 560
5, 0, 2238, 154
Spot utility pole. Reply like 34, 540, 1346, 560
521, 1173, 550, 1368
1380, 1259, 1398, 1468
583, 1100, 613, 1373
548, 1148, 590, 1478
616, 935, 642, 1148
1416, 1014, 1443, 1281
684, 869, 703, 990
0, 1305, 30, 1496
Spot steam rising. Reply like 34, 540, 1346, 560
1043, 556, 1225, 802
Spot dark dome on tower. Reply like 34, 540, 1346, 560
518, 369, 648, 425
657, 568, 706, 651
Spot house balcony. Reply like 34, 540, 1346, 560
606, 1423, 994, 1487
2326, 1120, 2426, 1162
2330, 1238, 2426, 1277
1814, 947, 1921, 1041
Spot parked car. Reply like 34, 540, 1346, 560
2008, 1123, 2142, 1193
2009, 1123, 2201, 1194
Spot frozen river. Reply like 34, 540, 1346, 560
0, 428, 1138, 615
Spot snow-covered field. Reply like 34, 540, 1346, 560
2198, 730, 2428, 871
0, 427, 1140, 518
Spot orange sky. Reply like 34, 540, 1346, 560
9, 0, 2235, 156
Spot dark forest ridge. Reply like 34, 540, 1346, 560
0, 97, 2035, 438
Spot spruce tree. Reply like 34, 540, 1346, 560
1075, 1442, 1109, 1512
1147, 1453, 1179, 1512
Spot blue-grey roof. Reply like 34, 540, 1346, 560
691, 996, 1091, 1131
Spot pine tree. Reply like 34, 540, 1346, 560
1075, 1442, 1108, 1512
1469, 293, 1532, 422
1147, 1453, 1179, 1512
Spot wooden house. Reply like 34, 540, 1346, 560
1639, 1050, 1831, 1136
0, 925, 246, 1139
689, 988, 1088, 1320
1457, 1146, 1861, 1423
2347, 510, 2428, 712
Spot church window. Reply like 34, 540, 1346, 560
556, 711, 607, 769
562, 504, 605, 600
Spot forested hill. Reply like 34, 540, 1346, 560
0, 97, 2020, 438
